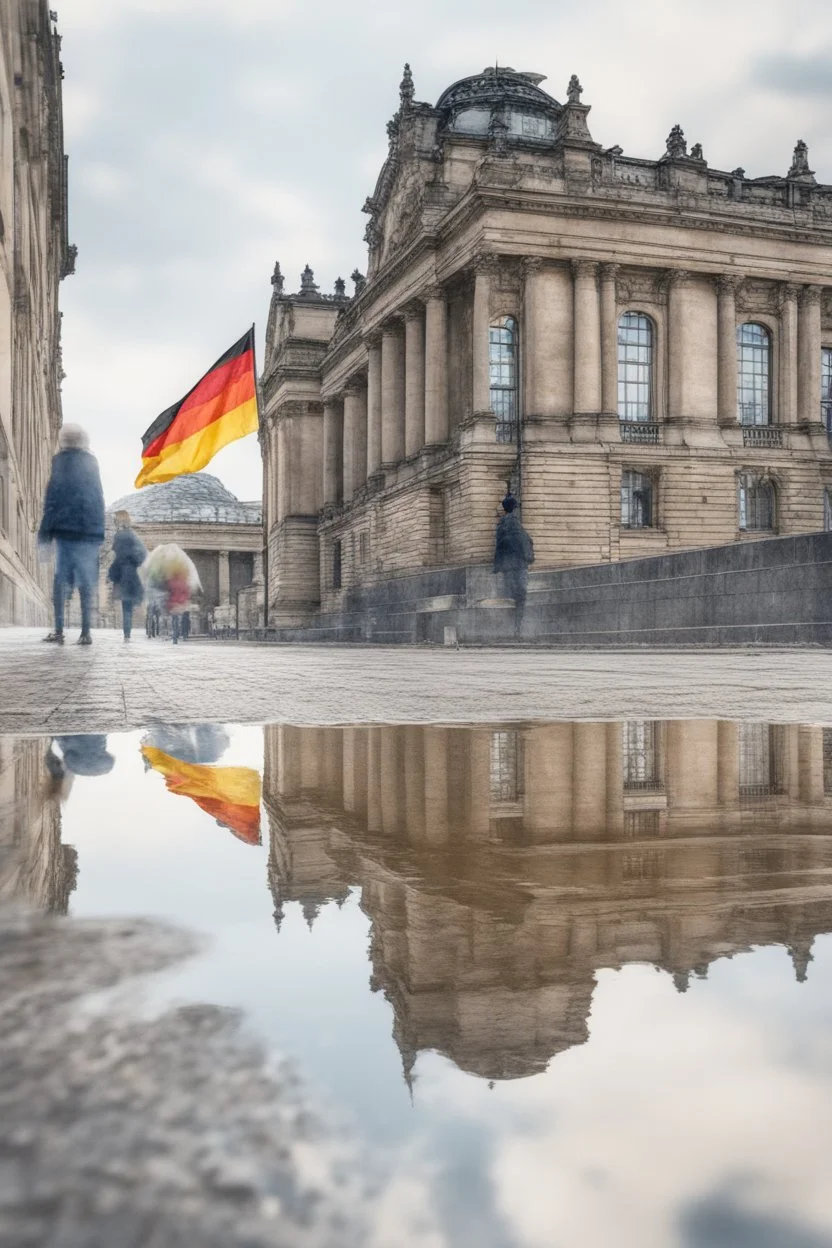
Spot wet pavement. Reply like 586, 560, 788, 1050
4, 627, 832, 732
4, 718, 832, 1246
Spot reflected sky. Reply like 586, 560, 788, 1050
4, 720, 832, 1248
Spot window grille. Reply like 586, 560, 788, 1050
738, 723, 784, 797
489, 316, 518, 443
621, 470, 653, 528
738, 473, 775, 531
620, 422, 660, 445
823, 348, 832, 441
617, 313, 653, 422
737, 323, 771, 426
825, 490, 832, 533
623, 721, 661, 789
490, 730, 522, 803
332, 540, 342, 590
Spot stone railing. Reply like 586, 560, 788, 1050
741, 425, 783, 449
620, 421, 661, 444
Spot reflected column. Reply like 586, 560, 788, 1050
423, 727, 450, 845
403, 726, 426, 843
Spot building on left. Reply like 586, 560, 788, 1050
0, 1, 74, 625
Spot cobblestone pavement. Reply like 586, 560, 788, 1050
2, 627, 832, 732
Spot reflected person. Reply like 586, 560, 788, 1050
45, 734, 115, 799
38, 424, 105, 646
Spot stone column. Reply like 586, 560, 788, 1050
798, 285, 822, 425
572, 259, 601, 414
666, 270, 690, 419
342, 381, 367, 503
276, 420, 289, 522
253, 551, 263, 582
322, 399, 342, 506
365, 333, 382, 477
381, 322, 405, 465
779, 284, 799, 425
404, 306, 426, 457
423, 726, 449, 845
600, 263, 620, 416
472, 257, 494, 414
605, 721, 624, 837
716, 275, 739, 426
424, 288, 449, 444
572, 722, 607, 836
717, 721, 739, 809
218, 550, 231, 605
523, 258, 543, 415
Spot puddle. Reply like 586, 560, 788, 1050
4, 720, 832, 1247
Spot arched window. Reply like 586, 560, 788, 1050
489, 316, 518, 443
738, 472, 775, 531
617, 313, 654, 422
621, 469, 653, 528
737, 323, 771, 426
822, 348, 832, 440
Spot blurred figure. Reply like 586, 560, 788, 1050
38, 424, 105, 646
181, 610, 191, 641
107, 510, 147, 642
142, 723, 230, 765
143, 543, 201, 645
493, 493, 535, 628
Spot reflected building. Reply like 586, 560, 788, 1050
0, 738, 76, 912
265, 721, 832, 1081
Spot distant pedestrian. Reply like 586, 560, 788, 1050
493, 493, 535, 627
107, 510, 147, 642
38, 424, 105, 646
181, 610, 191, 641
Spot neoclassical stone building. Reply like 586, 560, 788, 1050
0, 2, 73, 625
261, 64, 832, 626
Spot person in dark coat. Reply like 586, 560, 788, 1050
38, 424, 105, 646
107, 510, 147, 641
493, 493, 535, 626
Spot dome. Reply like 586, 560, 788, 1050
436, 66, 561, 142
108, 473, 261, 526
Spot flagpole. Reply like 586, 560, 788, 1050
250, 323, 269, 632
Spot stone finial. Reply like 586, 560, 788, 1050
566, 74, 583, 104
271, 260, 284, 293
731, 167, 745, 179
488, 104, 509, 156
665, 124, 687, 159
690, 142, 704, 161
399, 62, 414, 110
788, 138, 815, 180
299, 264, 319, 294
334, 276, 346, 297
351, 268, 366, 294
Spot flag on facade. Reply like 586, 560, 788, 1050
135, 327, 258, 489
142, 745, 262, 845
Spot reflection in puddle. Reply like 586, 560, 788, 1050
4, 719, 832, 1246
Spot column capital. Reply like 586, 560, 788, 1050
402, 302, 424, 322
665, 268, 691, 288
522, 255, 546, 275
380, 317, 404, 337
799, 284, 823, 308
777, 282, 800, 310
472, 251, 500, 276
715, 273, 742, 297
363, 329, 383, 349
343, 376, 366, 397
571, 258, 599, 280
422, 284, 446, 302
599, 262, 620, 283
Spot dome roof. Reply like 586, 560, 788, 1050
109, 473, 261, 526
436, 66, 560, 120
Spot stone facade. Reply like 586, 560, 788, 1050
0, 2, 73, 625
99, 474, 263, 634
261, 65, 832, 626
265, 720, 832, 1081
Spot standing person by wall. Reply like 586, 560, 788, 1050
493, 493, 535, 631
37, 425, 105, 646
107, 511, 147, 642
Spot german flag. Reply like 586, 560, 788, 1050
135, 327, 258, 488
142, 745, 262, 846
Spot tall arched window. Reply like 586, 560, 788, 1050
737, 323, 771, 426
489, 316, 518, 443
738, 472, 775, 531
617, 313, 654, 422
822, 347, 832, 440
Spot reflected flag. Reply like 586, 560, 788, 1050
142, 745, 262, 845
135, 327, 258, 488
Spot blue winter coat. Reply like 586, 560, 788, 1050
108, 528, 147, 603
38, 449, 105, 544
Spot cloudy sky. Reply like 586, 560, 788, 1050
58, 0, 832, 505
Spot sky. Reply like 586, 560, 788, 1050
57, 0, 832, 506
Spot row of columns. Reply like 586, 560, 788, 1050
323, 292, 450, 506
